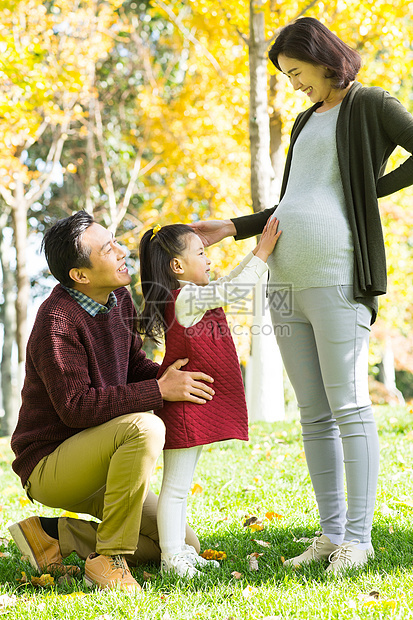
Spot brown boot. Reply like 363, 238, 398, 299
84, 553, 141, 591
8, 516, 80, 575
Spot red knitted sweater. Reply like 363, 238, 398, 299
11, 285, 163, 486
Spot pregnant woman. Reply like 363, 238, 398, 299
192, 17, 413, 573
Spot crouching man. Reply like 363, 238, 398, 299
9, 211, 214, 590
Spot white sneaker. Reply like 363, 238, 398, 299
182, 544, 220, 568
283, 534, 339, 568
161, 552, 202, 578
326, 541, 374, 574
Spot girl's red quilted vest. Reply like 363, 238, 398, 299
156, 289, 249, 449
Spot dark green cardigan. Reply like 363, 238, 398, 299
231, 82, 413, 323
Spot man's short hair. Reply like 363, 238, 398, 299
41, 211, 95, 287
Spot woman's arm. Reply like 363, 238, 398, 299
191, 205, 277, 247
231, 206, 277, 240
377, 91, 413, 198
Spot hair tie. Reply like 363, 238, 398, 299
150, 224, 161, 240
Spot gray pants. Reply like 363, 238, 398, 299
269, 285, 379, 545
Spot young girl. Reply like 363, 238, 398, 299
137, 218, 281, 578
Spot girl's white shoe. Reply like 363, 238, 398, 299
182, 544, 220, 568
161, 551, 202, 578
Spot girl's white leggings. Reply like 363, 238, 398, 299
157, 446, 203, 555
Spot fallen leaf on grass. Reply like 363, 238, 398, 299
231, 571, 243, 579
242, 585, 258, 599
191, 484, 203, 495
143, 571, 155, 581
17, 571, 55, 587
243, 515, 264, 531
356, 591, 397, 611
200, 549, 227, 561
0, 552, 10, 558
59, 593, 86, 599
31, 574, 55, 587
389, 525, 395, 534
252, 539, 271, 548
358, 591, 380, 602
265, 511, 283, 521
280, 556, 285, 564
248, 552, 263, 571
17, 571, 29, 584
57, 574, 77, 586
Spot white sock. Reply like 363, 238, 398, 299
323, 533, 344, 546
343, 540, 372, 550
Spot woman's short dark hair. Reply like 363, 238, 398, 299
41, 211, 94, 287
269, 17, 361, 89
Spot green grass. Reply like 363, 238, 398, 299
1, 405, 413, 619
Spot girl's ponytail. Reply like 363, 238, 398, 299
136, 224, 194, 343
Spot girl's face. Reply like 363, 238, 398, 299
277, 53, 336, 104
171, 233, 211, 286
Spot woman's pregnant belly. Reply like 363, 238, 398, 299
266, 195, 354, 288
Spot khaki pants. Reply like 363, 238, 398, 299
26, 412, 199, 563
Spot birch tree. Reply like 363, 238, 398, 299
0, 0, 121, 395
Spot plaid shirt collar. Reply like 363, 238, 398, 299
62, 286, 118, 317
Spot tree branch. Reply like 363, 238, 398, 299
216, 0, 249, 46
0, 186, 14, 208
24, 119, 70, 207
23, 119, 49, 152
94, 100, 118, 229
114, 154, 160, 232
267, 0, 319, 45
154, 0, 224, 77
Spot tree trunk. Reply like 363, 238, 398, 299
249, 1, 275, 213
246, 0, 284, 422
378, 338, 405, 405
0, 215, 17, 435
11, 176, 29, 398
269, 73, 284, 200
